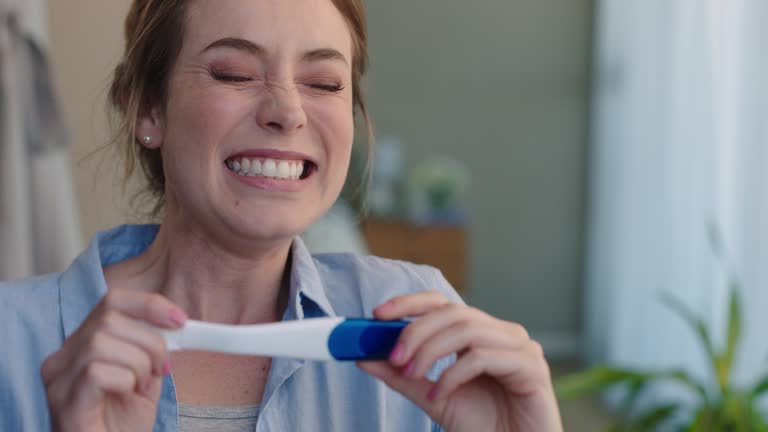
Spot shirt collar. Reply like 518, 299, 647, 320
286, 235, 336, 319
59, 224, 335, 339
60, 225, 158, 338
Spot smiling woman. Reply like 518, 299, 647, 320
0, 1, 563, 431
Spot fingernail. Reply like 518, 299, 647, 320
403, 360, 415, 377
389, 343, 404, 364
426, 386, 439, 401
163, 358, 172, 376
376, 302, 392, 313
169, 309, 187, 327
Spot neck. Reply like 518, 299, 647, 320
108, 218, 293, 325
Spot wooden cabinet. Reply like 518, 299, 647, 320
361, 220, 467, 294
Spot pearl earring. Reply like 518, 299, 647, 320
143, 136, 152, 145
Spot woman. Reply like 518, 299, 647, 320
0, 0, 563, 431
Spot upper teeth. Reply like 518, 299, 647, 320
226, 157, 305, 180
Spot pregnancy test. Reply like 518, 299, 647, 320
158, 318, 407, 361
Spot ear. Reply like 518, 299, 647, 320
135, 106, 164, 149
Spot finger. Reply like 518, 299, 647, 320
357, 361, 446, 420
70, 362, 138, 411
41, 350, 68, 387
391, 304, 507, 367
97, 310, 169, 376
99, 290, 187, 330
60, 333, 155, 397
42, 344, 88, 389
374, 291, 452, 320
89, 333, 155, 389
403, 320, 525, 379
43, 311, 170, 382
45, 370, 73, 410
428, 345, 550, 402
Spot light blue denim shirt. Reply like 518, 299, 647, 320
0, 225, 463, 431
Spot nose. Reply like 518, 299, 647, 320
255, 83, 307, 134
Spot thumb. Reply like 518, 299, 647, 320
357, 361, 445, 420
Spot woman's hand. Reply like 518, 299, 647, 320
41, 290, 187, 432
357, 292, 563, 432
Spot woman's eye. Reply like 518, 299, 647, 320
309, 83, 344, 93
211, 72, 252, 83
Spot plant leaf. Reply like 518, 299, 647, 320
618, 379, 647, 419
750, 407, 768, 432
719, 285, 741, 393
751, 376, 768, 401
748, 374, 768, 427
602, 404, 682, 432
662, 294, 719, 387
686, 406, 716, 432
555, 366, 648, 400
629, 403, 680, 430
720, 391, 751, 431
653, 370, 710, 404
725, 285, 741, 362
706, 222, 725, 262
600, 423, 625, 432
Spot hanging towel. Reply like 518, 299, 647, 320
0, 2, 81, 281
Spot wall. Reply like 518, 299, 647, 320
364, 0, 593, 352
48, 0, 134, 241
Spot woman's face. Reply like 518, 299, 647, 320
157, 0, 354, 244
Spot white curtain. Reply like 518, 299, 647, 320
585, 0, 768, 398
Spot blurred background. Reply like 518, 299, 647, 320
2, 0, 766, 429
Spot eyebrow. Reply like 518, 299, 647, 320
302, 48, 348, 65
201, 37, 348, 66
202, 37, 264, 55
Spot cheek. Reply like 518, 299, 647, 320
319, 112, 353, 191
165, 86, 253, 184
162, 84, 249, 199
307, 99, 355, 159
168, 85, 247, 149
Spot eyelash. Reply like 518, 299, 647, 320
310, 83, 344, 93
211, 72, 252, 83
211, 71, 344, 93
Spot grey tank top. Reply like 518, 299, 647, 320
178, 403, 261, 432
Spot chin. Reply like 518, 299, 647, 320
229, 207, 319, 243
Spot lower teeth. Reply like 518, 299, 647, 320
227, 164, 301, 180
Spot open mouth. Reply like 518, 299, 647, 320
225, 156, 316, 181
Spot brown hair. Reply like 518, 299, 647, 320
109, 0, 372, 213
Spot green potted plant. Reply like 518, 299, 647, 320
556, 285, 768, 431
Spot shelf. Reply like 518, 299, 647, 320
361, 220, 467, 294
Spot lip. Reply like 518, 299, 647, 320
225, 166, 312, 192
